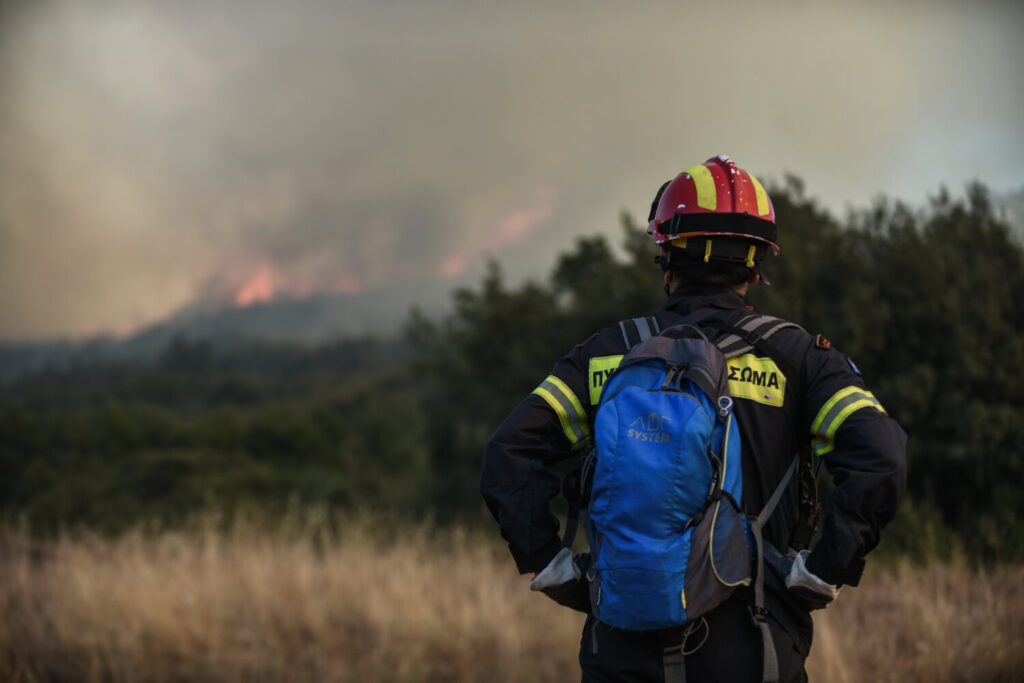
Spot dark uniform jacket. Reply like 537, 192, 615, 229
480, 285, 907, 651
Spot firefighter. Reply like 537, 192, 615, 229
480, 156, 907, 682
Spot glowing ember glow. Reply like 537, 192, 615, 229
441, 252, 471, 278
494, 202, 555, 244
438, 186, 558, 280
234, 264, 286, 307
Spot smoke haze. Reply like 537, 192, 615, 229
1, 0, 1022, 339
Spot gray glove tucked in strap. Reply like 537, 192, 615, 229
529, 547, 591, 613
785, 549, 841, 611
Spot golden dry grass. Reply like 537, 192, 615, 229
807, 562, 1024, 683
1, 515, 1021, 682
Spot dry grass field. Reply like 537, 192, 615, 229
1, 514, 1022, 682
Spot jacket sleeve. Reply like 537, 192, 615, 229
800, 347, 908, 587
480, 340, 594, 574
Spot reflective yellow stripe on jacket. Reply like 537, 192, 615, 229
533, 375, 591, 450
811, 386, 887, 455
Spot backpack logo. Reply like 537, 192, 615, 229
627, 413, 672, 443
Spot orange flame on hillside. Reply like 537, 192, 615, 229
234, 264, 286, 307
232, 264, 362, 306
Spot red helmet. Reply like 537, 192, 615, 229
648, 156, 778, 267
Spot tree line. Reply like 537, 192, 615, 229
1, 179, 1021, 561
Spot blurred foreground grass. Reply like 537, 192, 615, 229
2, 514, 1022, 682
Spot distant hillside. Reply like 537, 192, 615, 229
0, 281, 453, 384
4, 185, 1020, 385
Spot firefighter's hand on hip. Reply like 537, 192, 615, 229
529, 548, 591, 613
785, 549, 841, 611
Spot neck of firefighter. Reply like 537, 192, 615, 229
664, 270, 761, 297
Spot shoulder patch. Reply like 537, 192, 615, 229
588, 355, 624, 404
726, 354, 785, 407
814, 334, 831, 350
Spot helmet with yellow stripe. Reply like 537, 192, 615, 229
648, 156, 778, 271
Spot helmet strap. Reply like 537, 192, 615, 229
656, 247, 673, 272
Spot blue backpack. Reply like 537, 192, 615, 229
585, 322, 755, 630
577, 315, 803, 645
557, 313, 806, 681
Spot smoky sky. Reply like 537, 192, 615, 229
1, 0, 1022, 339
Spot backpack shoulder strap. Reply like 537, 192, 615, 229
703, 314, 803, 392
618, 315, 661, 349
748, 456, 799, 683
712, 313, 804, 360
710, 313, 819, 542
